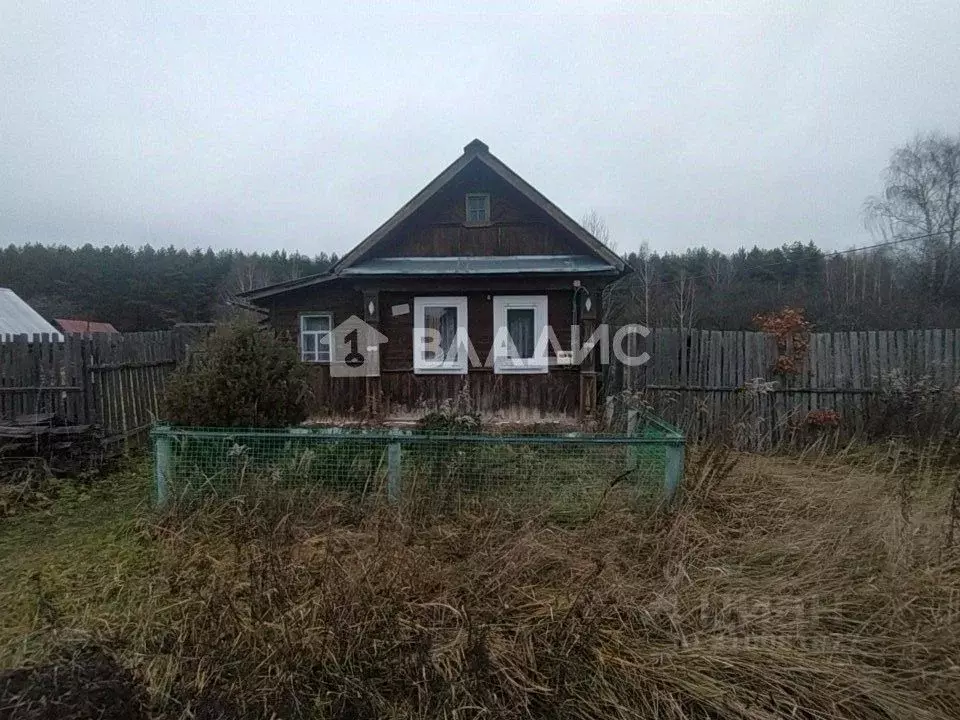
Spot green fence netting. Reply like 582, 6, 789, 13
151, 417, 685, 516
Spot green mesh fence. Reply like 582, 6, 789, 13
151, 418, 684, 517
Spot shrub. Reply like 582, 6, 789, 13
162, 321, 309, 428
416, 383, 480, 434
867, 369, 960, 441
753, 306, 811, 376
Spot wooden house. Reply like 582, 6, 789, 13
240, 140, 628, 418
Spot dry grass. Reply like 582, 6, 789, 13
2, 445, 960, 719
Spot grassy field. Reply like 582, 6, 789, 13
1, 445, 959, 719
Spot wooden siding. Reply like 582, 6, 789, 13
379, 287, 577, 370
266, 285, 364, 338
365, 161, 584, 259
372, 223, 582, 258
264, 277, 598, 417
300, 365, 580, 417
265, 278, 594, 371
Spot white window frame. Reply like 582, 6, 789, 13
492, 295, 549, 374
299, 312, 333, 363
465, 193, 490, 225
413, 296, 469, 375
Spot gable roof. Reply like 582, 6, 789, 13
0, 288, 62, 339
55, 318, 119, 334
240, 139, 627, 303
334, 139, 625, 272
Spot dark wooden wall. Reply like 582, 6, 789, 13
266, 285, 364, 338
381, 371, 579, 415
365, 160, 584, 259
263, 277, 596, 417
297, 366, 581, 417
265, 278, 591, 367
378, 285, 576, 370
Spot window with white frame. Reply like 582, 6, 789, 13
465, 193, 490, 224
492, 295, 548, 374
300, 313, 332, 363
413, 296, 468, 374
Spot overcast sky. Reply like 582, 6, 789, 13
1, 1, 958, 258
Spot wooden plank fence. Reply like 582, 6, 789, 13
0, 331, 184, 446
607, 328, 960, 449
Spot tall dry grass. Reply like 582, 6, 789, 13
5, 443, 960, 719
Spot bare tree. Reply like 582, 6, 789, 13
581, 209, 619, 253
673, 269, 696, 333
865, 132, 960, 293
636, 241, 653, 327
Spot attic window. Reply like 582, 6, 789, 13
465, 194, 490, 224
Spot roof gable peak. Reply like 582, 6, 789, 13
463, 138, 489, 155
334, 139, 625, 273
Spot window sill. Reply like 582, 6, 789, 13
493, 362, 549, 375
463, 221, 493, 228
414, 365, 468, 375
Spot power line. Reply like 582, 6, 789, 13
631, 229, 953, 289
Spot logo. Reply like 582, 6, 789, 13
329, 316, 388, 378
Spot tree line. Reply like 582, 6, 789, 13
2, 237, 955, 334
604, 239, 960, 330
1, 132, 956, 333
0, 244, 336, 331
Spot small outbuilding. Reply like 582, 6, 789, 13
55, 319, 119, 334
0, 288, 62, 340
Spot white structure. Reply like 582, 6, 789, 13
0, 288, 62, 340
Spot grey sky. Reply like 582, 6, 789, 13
1, 1, 958, 258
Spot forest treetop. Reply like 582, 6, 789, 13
0, 238, 951, 333
3, 133, 957, 333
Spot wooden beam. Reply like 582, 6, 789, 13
363, 289, 383, 417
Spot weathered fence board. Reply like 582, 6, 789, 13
606, 328, 960, 448
0, 331, 183, 447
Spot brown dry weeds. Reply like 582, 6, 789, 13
5, 445, 960, 719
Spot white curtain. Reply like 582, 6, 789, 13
507, 308, 535, 359
425, 306, 458, 361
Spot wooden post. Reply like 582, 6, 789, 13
363, 289, 383, 417
578, 286, 598, 420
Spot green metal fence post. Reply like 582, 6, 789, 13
387, 441, 402, 504
664, 442, 685, 503
154, 426, 171, 507
625, 408, 639, 474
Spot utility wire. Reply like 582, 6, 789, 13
629, 229, 954, 289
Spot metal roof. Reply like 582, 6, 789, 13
55, 318, 119, 334
340, 254, 619, 276
0, 288, 62, 340
238, 254, 620, 302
